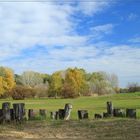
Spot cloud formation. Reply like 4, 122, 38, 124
0, 1, 139, 87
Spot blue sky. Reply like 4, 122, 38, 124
0, 0, 140, 87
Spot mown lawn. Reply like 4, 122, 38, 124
0, 92, 140, 119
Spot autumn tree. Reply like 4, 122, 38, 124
62, 68, 87, 98
20, 71, 43, 87
48, 71, 63, 98
0, 66, 15, 97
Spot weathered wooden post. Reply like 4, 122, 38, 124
107, 101, 113, 116
10, 109, 15, 121
2, 102, 11, 122
126, 109, 136, 118
50, 111, 59, 120
113, 108, 125, 117
58, 109, 65, 120
0, 109, 3, 123
39, 109, 47, 119
64, 103, 72, 120
13, 103, 25, 122
39, 109, 46, 116
103, 112, 110, 118
94, 114, 102, 119
78, 110, 88, 120
28, 109, 34, 120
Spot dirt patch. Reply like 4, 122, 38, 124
0, 119, 140, 139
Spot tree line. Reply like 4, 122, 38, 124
0, 66, 120, 99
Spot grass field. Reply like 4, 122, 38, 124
0, 92, 140, 139
0, 92, 140, 119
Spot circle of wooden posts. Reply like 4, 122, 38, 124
0, 101, 138, 123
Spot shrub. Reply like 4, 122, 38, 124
61, 83, 79, 98
10, 85, 35, 100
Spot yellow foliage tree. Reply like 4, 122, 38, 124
62, 68, 86, 98
0, 67, 15, 96
49, 71, 63, 98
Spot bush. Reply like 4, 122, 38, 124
34, 84, 48, 98
10, 85, 35, 100
127, 83, 140, 93
61, 84, 79, 98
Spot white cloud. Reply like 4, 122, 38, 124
77, 1, 110, 15
91, 24, 114, 34
129, 37, 140, 43
1, 44, 139, 87
0, 1, 111, 59
0, 1, 139, 87
128, 13, 138, 21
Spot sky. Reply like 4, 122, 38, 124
0, 0, 140, 87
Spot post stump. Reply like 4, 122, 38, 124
58, 109, 65, 120
113, 109, 125, 117
13, 103, 25, 122
107, 101, 113, 116
95, 114, 102, 119
78, 110, 88, 120
2, 102, 11, 122
126, 109, 136, 118
64, 103, 72, 120
50, 111, 59, 120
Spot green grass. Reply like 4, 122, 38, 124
0, 92, 140, 119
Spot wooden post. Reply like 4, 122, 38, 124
2, 102, 11, 122
107, 101, 113, 116
13, 103, 25, 122
39, 109, 46, 116
103, 112, 110, 118
28, 109, 34, 120
0, 109, 3, 123
113, 109, 125, 117
39, 109, 47, 119
64, 103, 72, 120
78, 110, 88, 120
126, 109, 136, 118
50, 111, 59, 120
58, 109, 65, 120
10, 109, 15, 121
94, 114, 102, 119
